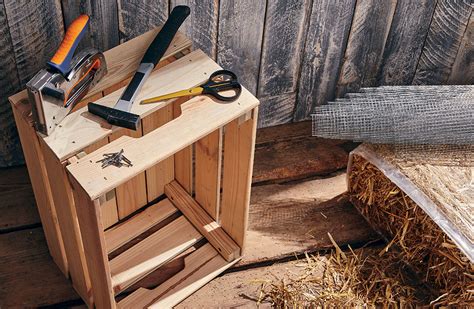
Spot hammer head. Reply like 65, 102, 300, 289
88, 102, 141, 130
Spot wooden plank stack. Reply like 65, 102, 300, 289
9, 29, 259, 308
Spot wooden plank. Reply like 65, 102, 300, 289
336, 0, 397, 97
118, 243, 239, 308
257, 93, 296, 128
195, 129, 222, 219
67, 87, 258, 200
69, 177, 115, 309
448, 10, 474, 84
170, 0, 219, 58
217, 0, 266, 94
220, 109, 258, 250
173, 99, 193, 194
293, 0, 356, 121
413, 0, 473, 84
105, 199, 178, 253
117, 0, 168, 42
165, 181, 240, 261
258, 0, 310, 98
61, 0, 120, 51
143, 104, 175, 201
10, 100, 68, 276
109, 128, 148, 219
376, 0, 437, 85
109, 215, 203, 293
39, 144, 91, 303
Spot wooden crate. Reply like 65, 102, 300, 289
9, 28, 259, 308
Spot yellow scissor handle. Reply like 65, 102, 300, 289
140, 86, 204, 104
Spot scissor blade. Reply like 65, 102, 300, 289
140, 87, 204, 104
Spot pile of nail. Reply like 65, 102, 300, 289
96, 149, 133, 168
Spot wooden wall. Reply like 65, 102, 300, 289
0, 0, 472, 166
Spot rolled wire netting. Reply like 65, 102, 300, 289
312, 85, 474, 145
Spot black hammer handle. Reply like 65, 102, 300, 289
142, 5, 190, 67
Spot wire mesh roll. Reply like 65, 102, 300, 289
312, 86, 474, 145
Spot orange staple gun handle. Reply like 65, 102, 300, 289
47, 15, 89, 75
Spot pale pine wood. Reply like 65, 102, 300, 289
38, 144, 91, 304
118, 243, 239, 308
109, 216, 203, 293
69, 177, 115, 309
67, 87, 258, 200
173, 99, 193, 193
220, 108, 258, 250
105, 199, 178, 253
109, 128, 148, 219
42, 50, 220, 161
195, 129, 222, 219
9, 97, 68, 276
165, 181, 240, 262
142, 104, 175, 201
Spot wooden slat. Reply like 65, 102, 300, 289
109, 216, 203, 293
109, 129, 148, 219
336, 0, 397, 97
293, 0, 356, 121
10, 100, 68, 276
413, 0, 473, 84
67, 87, 258, 200
118, 243, 239, 308
170, 0, 219, 58
173, 99, 193, 194
217, 0, 266, 94
165, 181, 240, 261
257, 93, 296, 128
69, 177, 115, 309
60, 0, 120, 51
195, 129, 222, 219
105, 199, 178, 253
220, 109, 258, 250
143, 104, 175, 201
39, 144, 91, 304
377, 0, 437, 85
117, 0, 168, 42
448, 10, 474, 84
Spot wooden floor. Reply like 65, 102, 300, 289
0, 121, 380, 308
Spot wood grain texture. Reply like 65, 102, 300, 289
448, 9, 474, 84
258, 92, 295, 128
377, 0, 437, 85
117, 0, 168, 42
217, 0, 266, 94
336, 0, 397, 97
61, 0, 120, 51
293, 0, 356, 121
413, 0, 473, 84
171, 0, 219, 58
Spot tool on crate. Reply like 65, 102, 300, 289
140, 69, 242, 104
26, 15, 107, 136
87, 5, 191, 131
96, 149, 132, 168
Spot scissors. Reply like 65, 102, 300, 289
140, 69, 242, 104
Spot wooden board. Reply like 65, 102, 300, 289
217, 0, 266, 95
258, 93, 296, 128
293, 0, 356, 121
448, 11, 474, 84
413, 0, 473, 84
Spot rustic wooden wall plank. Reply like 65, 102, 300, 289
336, 0, 397, 97
117, 0, 168, 42
257, 0, 311, 127
377, 0, 437, 85
217, 0, 266, 94
413, 0, 473, 85
258, 93, 296, 128
293, 0, 356, 121
170, 0, 219, 59
448, 7, 473, 84
61, 0, 120, 51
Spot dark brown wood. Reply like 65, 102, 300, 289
336, 0, 397, 97
377, 0, 437, 85
413, 0, 473, 85
448, 9, 474, 84
217, 0, 266, 95
293, 0, 356, 121
170, 0, 219, 59
61, 0, 120, 51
